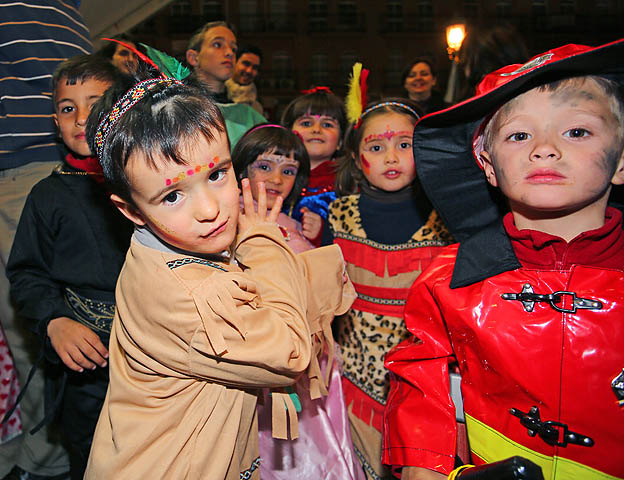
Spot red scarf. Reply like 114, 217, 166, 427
505, 207, 624, 270
64, 153, 105, 183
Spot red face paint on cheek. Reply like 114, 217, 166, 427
360, 154, 371, 175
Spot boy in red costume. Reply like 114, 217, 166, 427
383, 39, 624, 479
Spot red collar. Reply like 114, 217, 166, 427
504, 207, 624, 270
64, 153, 104, 182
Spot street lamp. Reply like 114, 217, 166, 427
444, 22, 466, 104
446, 24, 466, 61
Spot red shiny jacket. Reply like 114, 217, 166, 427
383, 218, 624, 479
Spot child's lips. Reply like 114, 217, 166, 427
526, 168, 566, 183
201, 219, 228, 238
383, 169, 401, 179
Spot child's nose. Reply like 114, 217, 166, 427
194, 189, 219, 221
530, 138, 561, 161
75, 107, 89, 126
384, 148, 399, 164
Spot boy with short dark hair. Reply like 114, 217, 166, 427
383, 39, 624, 480
6, 54, 133, 479
83, 72, 354, 479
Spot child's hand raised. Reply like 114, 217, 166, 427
238, 178, 283, 234
300, 208, 322, 241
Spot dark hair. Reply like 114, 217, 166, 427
335, 97, 420, 196
401, 57, 437, 86
280, 91, 347, 137
86, 70, 227, 204
232, 125, 310, 209
458, 24, 529, 99
94, 33, 140, 60
237, 45, 263, 62
187, 21, 237, 53
52, 54, 120, 105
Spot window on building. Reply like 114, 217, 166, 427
171, 0, 192, 16
339, 52, 358, 84
270, 0, 289, 30
273, 51, 294, 88
496, 0, 512, 17
309, 0, 328, 32
559, 0, 575, 14
415, 0, 433, 31
385, 51, 403, 88
532, 0, 547, 15
462, 0, 479, 18
338, 0, 358, 28
386, 0, 403, 32
201, 0, 222, 20
310, 53, 329, 86
239, 0, 258, 33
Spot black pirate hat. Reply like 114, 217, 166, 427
414, 38, 624, 242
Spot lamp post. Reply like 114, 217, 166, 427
444, 23, 466, 104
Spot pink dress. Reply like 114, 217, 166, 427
0, 323, 22, 444
249, 202, 363, 479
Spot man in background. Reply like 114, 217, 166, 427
225, 46, 264, 115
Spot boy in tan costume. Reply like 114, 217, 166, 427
83, 73, 354, 479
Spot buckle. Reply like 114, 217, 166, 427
501, 283, 603, 313
510, 406, 594, 448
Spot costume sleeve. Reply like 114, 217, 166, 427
118, 223, 354, 389
383, 271, 458, 476
6, 187, 74, 361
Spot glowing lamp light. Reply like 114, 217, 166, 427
446, 23, 466, 60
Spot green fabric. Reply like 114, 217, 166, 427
217, 103, 266, 150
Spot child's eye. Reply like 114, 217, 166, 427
564, 128, 590, 138
507, 132, 530, 142
369, 145, 382, 152
60, 105, 74, 114
282, 167, 298, 176
163, 191, 182, 205
212, 41, 222, 48
399, 141, 411, 149
322, 121, 336, 129
208, 169, 227, 182
298, 120, 312, 127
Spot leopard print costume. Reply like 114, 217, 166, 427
328, 193, 452, 479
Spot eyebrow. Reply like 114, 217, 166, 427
148, 158, 232, 203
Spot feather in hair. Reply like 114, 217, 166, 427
140, 43, 191, 81
345, 63, 370, 127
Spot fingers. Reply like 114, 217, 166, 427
256, 181, 267, 219
48, 317, 108, 372
241, 178, 254, 216
267, 195, 283, 223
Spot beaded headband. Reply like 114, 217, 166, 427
361, 101, 420, 121
94, 77, 183, 159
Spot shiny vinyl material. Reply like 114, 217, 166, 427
384, 247, 624, 478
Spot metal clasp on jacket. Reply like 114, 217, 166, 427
510, 406, 594, 448
501, 283, 603, 313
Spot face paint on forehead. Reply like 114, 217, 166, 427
364, 125, 411, 143
165, 156, 220, 186
255, 152, 298, 166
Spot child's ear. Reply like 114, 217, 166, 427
110, 193, 146, 226
186, 49, 199, 68
480, 151, 499, 187
611, 149, 624, 186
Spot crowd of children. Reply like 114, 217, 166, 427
1, 30, 623, 480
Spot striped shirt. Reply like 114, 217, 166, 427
0, 0, 92, 169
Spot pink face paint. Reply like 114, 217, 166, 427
164, 156, 220, 186
360, 153, 371, 175
363, 128, 411, 143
